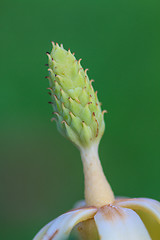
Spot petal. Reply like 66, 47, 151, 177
33, 207, 97, 240
115, 198, 160, 239
73, 200, 86, 209
94, 205, 151, 240
115, 198, 160, 221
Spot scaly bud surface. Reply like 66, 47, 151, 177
47, 42, 105, 149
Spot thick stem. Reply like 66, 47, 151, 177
80, 143, 114, 207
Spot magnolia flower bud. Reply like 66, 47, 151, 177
47, 43, 105, 149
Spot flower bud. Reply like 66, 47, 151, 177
47, 43, 105, 149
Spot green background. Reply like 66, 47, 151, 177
0, 0, 160, 239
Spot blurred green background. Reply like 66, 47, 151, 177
0, 0, 160, 239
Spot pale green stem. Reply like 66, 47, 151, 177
80, 143, 114, 207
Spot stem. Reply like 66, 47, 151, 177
80, 143, 114, 207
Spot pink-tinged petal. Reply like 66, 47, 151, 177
94, 205, 151, 240
33, 207, 97, 240
115, 198, 160, 239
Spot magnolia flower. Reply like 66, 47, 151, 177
34, 197, 160, 240
33, 43, 160, 240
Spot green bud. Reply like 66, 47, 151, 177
47, 42, 106, 149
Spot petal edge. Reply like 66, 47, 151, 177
33, 207, 97, 240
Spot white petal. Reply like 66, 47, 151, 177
94, 205, 151, 240
115, 198, 160, 221
33, 207, 97, 240
115, 198, 160, 239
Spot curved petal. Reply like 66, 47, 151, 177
115, 198, 160, 222
115, 198, 160, 239
94, 205, 151, 240
33, 207, 97, 240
